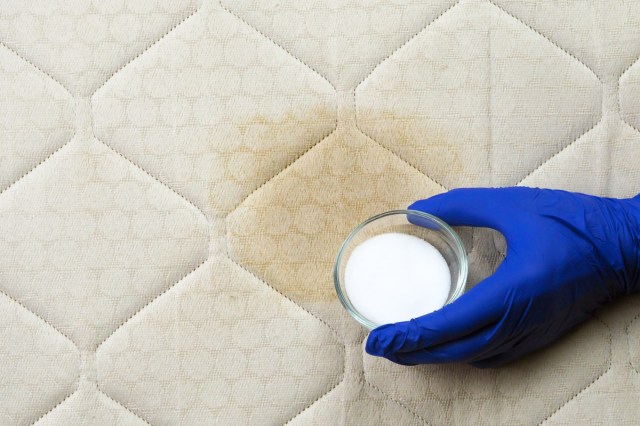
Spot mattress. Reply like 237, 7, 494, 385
1, 0, 640, 424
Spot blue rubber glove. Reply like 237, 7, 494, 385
366, 187, 640, 368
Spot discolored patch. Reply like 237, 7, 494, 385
227, 126, 443, 334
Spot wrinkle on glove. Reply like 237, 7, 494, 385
366, 187, 640, 368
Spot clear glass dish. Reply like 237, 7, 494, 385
334, 210, 468, 329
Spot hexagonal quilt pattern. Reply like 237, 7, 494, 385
2, 0, 640, 424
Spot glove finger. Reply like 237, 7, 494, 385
366, 264, 510, 357
391, 310, 543, 366
389, 323, 500, 365
383, 353, 419, 366
408, 187, 517, 232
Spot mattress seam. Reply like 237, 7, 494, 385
95, 385, 152, 426
618, 52, 640, 82
92, 135, 208, 221
486, 0, 601, 83
619, 101, 640, 136
95, 256, 211, 352
364, 380, 428, 426
354, 124, 447, 192
30, 385, 80, 426
0, 289, 77, 349
538, 316, 612, 425
92, 5, 202, 97
225, 256, 343, 342
355, 1, 460, 92
518, 117, 603, 185
619, 119, 640, 140
617, 54, 640, 132
360, 333, 430, 425
227, 125, 338, 215
0, 135, 75, 198
219, 0, 335, 91
538, 367, 612, 425
0, 40, 71, 95
282, 362, 346, 425
353, 70, 449, 192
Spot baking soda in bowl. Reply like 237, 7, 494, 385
344, 232, 451, 325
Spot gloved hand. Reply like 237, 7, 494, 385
366, 187, 640, 368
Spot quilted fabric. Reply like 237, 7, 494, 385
1, 0, 640, 424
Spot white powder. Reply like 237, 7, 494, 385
344, 232, 451, 325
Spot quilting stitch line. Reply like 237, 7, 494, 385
538, 368, 613, 425
0, 288, 77, 349
620, 118, 640, 141
352, 45, 449, 191
627, 312, 640, 375
616, 53, 640, 123
353, 123, 448, 192
517, 118, 603, 185
226, 255, 347, 425
538, 316, 612, 425
364, 379, 429, 426
219, 0, 336, 92
0, 40, 71, 95
350, 0, 457, 192
227, 125, 338, 216
618, 53, 640, 83
225, 256, 344, 344
355, 1, 461, 92
92, 136, 209, 222
92, 6, 201, 97
217, 0, 340, 216
354, 0, 603, 192
30, 385, 80, 426
360, 333, 430, 426
0, 135, 76, 198
96, 385, 152, 426
486, 0, 601, 84
95, 256, 211, 351
617, 54, 640, 133
283, 358, 346, 425
490, 0, 609, 194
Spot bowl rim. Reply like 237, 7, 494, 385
333, 209, 468, 330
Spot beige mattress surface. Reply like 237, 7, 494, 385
2, 0, 640, 424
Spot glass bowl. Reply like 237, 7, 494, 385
334, 210, 467, 329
